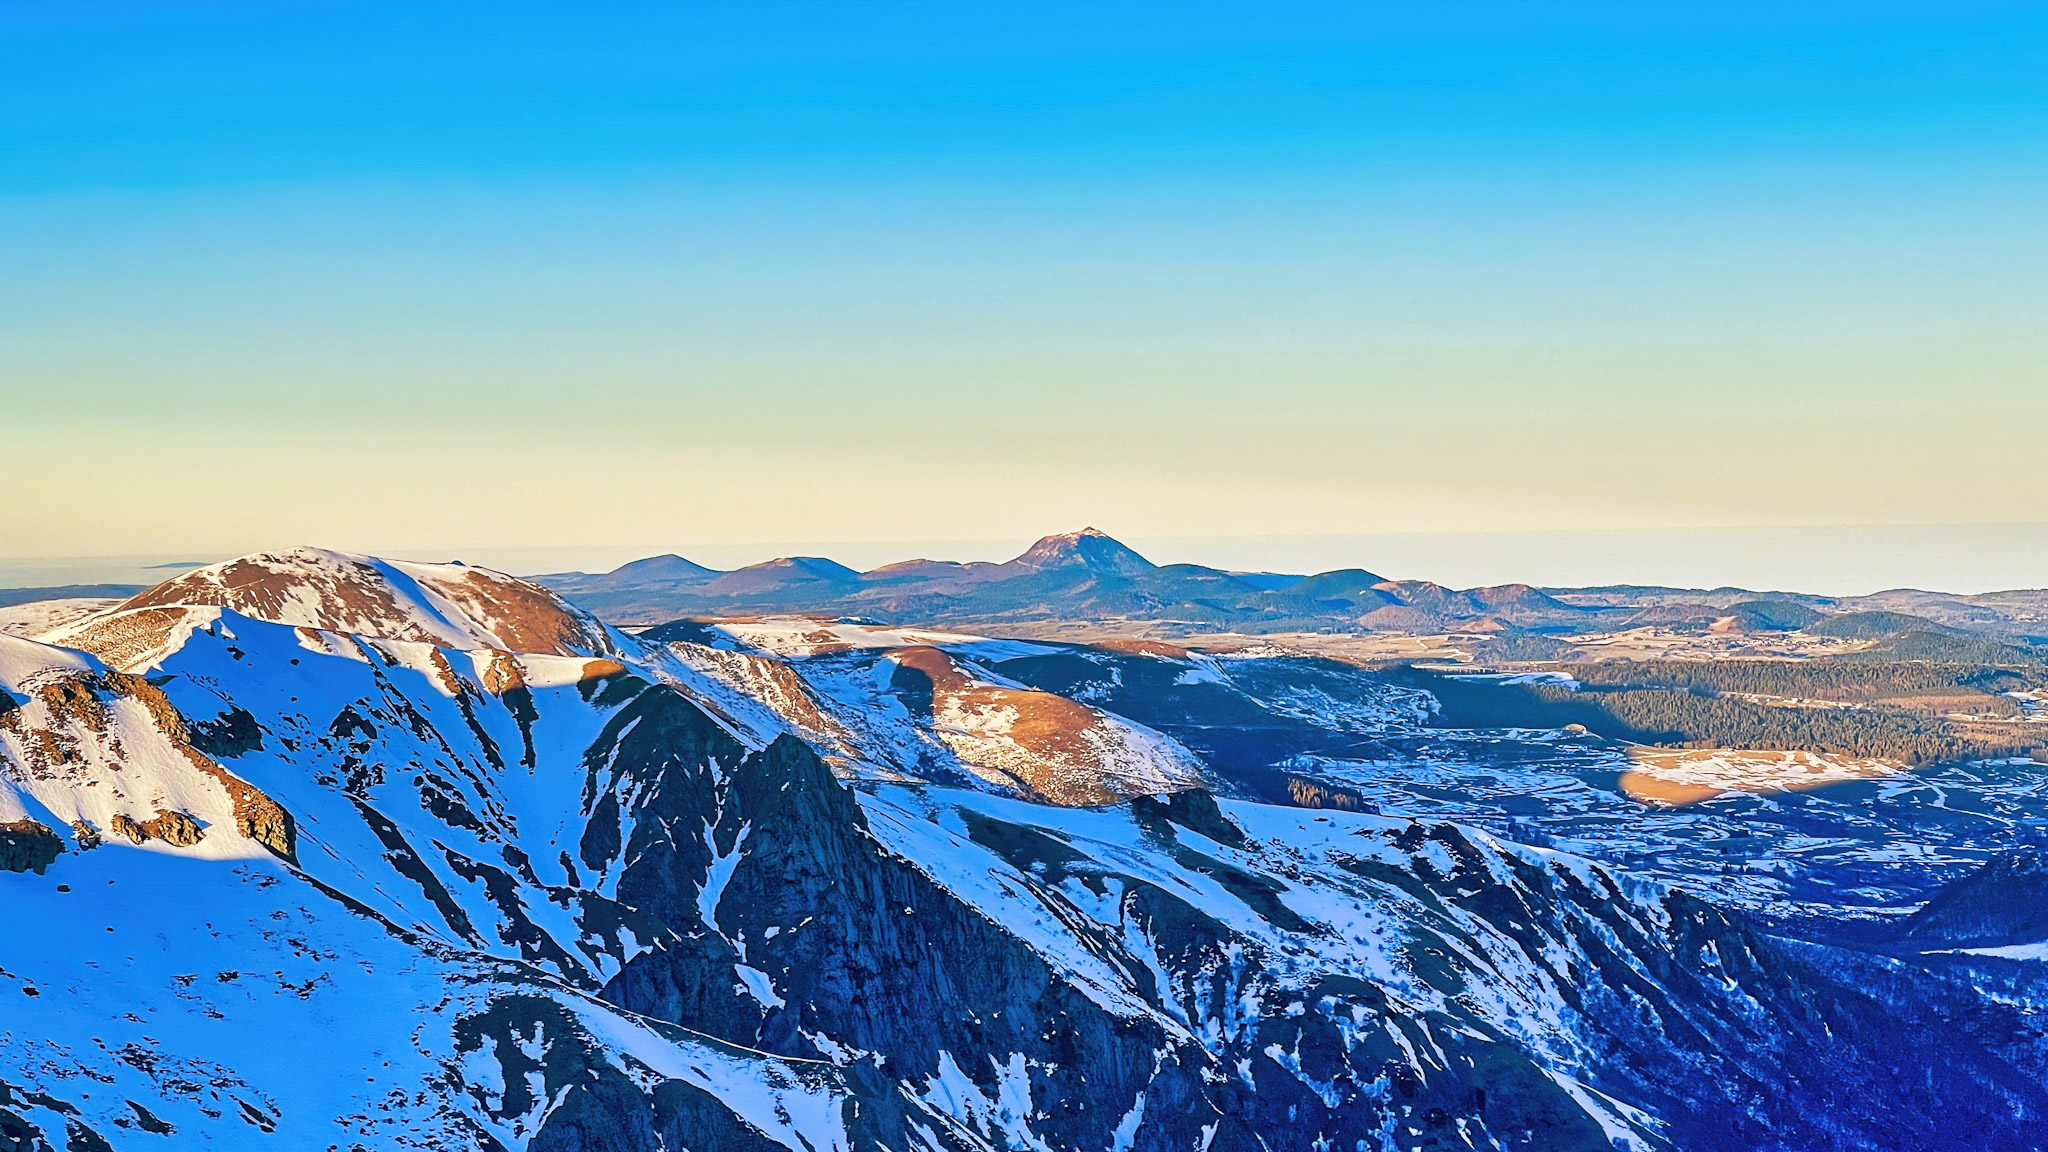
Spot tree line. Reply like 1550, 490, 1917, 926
1397, 668, 2044, 766
1564, 659, 2039, 703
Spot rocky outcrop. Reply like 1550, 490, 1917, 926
109, 674, 297, 862
0, 661, 297, 862
45, 606, 194, 671
109, 809, 204, 847
229, 794, 296, 862
0, 820, 61, 874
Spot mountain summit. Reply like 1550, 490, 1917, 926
101, 546, 614, 657
1008, 528, 1156, 576
600, 553, 718, 583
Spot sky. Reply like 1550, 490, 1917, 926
4, 1, 2047, 591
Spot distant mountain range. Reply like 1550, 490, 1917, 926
534, 528, 2048, 643
8, 529, 2047, 649
535, 528, 1586, 634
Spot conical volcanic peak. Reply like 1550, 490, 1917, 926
603, 554, 719, 582
1009, 528, 1156, 576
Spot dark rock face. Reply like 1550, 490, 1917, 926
0, 1079, 117, 1152
0, 1106, 52, 1152
509, 687, 2048, 1151
1899, 850, 2048, 949
184, 707, 264, 759
0, 820, 62, 875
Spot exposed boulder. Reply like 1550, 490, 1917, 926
0, 820, 61, 874
109, 809, 204, 847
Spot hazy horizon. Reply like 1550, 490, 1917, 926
11, 522, 2048, 599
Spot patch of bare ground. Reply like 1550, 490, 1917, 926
124, 556, 431, 640
1618, 775, 1730, 806
421, 570, 610, 657
119, 551, 607, 656
51, 607, 193, 669
1093, 638, 1194, 660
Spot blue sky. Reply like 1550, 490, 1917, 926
4, 1, 2046, 587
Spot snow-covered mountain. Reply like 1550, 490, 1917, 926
97, 546, 618, 657
1008, 527, 1157, 576
641, 617, 1210, 806
3, 551, 2046, 1150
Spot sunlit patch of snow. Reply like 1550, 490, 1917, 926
695, 616, 1058, 661
1622, 748, 1905, 806
1932, 941, 2048, 961
0, 598, 120, 639
1541, 1069, 1666, 1152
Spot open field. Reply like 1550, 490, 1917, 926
1621, 747, 1906, 806
1559, 625, 1878, 662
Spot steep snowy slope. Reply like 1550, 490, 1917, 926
0, 842, 842, 1151
644, 617, 1211, 805
0, 614, 851, 1149
4, 551, 2047, 1150
0, 632, 295, 869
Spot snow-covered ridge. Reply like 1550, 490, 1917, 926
65, 547, 615, 658
876, 644, 1209, 805
650, 621, 1211, 806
